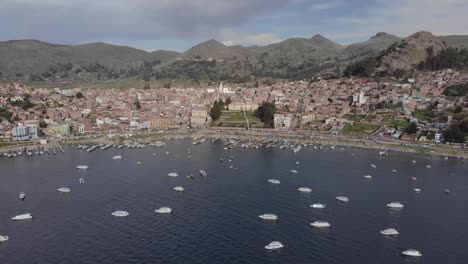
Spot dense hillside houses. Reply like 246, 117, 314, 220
0, 69, 467, 144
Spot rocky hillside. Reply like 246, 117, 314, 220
1, 31, 467, 84
375, 31, 448, 74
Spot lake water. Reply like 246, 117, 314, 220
1, 140, 467, 264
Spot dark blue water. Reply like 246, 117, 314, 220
1, 140, 467, 264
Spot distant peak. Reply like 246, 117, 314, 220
371, 32, 389, 39
311, 34, 328, 41
409, 31, 435, 39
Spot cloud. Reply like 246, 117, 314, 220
219, 29, 283, 46
330, 0, 468, 39
308, 0, 342, 12
0, 0, 291, 44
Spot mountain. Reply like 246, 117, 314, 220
338, 32, 401, 61
375, 31, 448, 73
180, 39, 249, 60
439, 35, 468, 50
0, 39, 179, 81
1, 31, 468, 84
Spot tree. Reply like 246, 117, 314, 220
39, 120, 48, 128
444, 124, 465, 143
459, 119, 468, 133
75, 92, 84, 99
256, 102, 276, 127
209, 100, 223, 121
225, 97, 232, 107
406, 122, 418, 134
134, 101, 141, 110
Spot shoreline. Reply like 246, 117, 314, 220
1, 129, 467, 159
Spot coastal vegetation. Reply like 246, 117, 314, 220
255, 102, 276, 128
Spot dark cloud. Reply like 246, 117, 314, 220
0, 0, 290, 43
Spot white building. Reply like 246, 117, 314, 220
274, 113, 293, 131
12, 125, 38, 141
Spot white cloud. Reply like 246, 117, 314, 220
219, 29, 283, 46
333, 0, 468, 38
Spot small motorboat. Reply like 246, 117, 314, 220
199, 170, 207, 176
265, 241, 284, 250
411, 177, 417, 181
444, 189, 451, 194
290, 170, 298, 174
297, 187, 312, 193
392, 169, 397, 173
155, 207, 172, 214
168, 172, 178, 177
402, 249, 422, 257
268, 179, 281, 184
364, 175, 372, 179
57, 187, 71, 193
380, 228, 399, 235
186, 174, 194, 179
310, 203, 326, 209
258, 214, 278, 221
112, 155, 122, 160
387, 202, 404, 209
76, 165, 88, 170
426, 165, 431, 169
371, 164, 377, 168
310, 221, 331, 228
11, 213, 33, 221
412, 160, 416, 164
414, 188, 421, 193
137, 161, 142, 165
173, 186, 185, 192
112, 211, 129, 217
296, 161, 300, 165
0, 235, 9, 243
336, 196, 349, 202
79, 178, 85, 184
19, 192, 26, 200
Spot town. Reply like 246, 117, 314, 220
0, 69, 467, 148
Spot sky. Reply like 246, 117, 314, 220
1, 0, 468, 52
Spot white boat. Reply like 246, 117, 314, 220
310, 203, 326, 209
112, 155, 122, 160
199, 170, 207, 176
414, 188, 421, 193
268, 179, 281, 184
412, 160, 417, 164
298, 187, 312, 193
402, 249, 422, 257
57, 187, 71, 193
265, 241, 284, 250
79, 178, 85, 184
296, 161, 300, 165
371, 164, 377, 168
112, 210, 129, 217
0, 235, 9, 242
258, 214, 278, 220
426, 165, 432, 168
336, 196, 349, 202
168, 172, 178, 177
290, 170, 298, 174
380, 228, 399, 235
173, 186, 185, 192
392, 169, 397, 173
364, 175, 372, 179
387, 202, 404, 209
310, 221, 331, 228
137, 161, 142, 165
155, 207, 172, 214
11, 213, 33, 221
19, 192, 26, 200
76, 165, 88, 170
